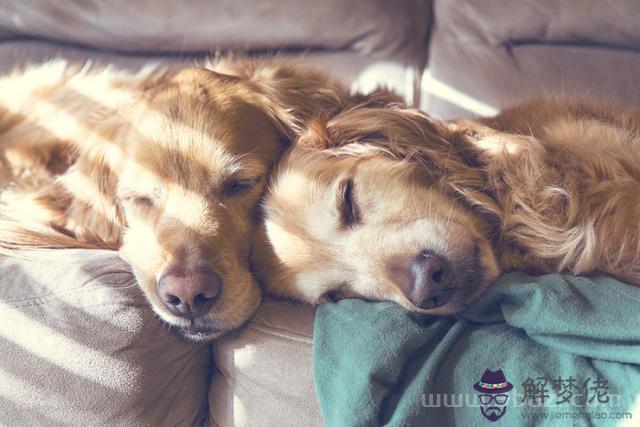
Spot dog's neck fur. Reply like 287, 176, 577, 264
453, 102, 640, 284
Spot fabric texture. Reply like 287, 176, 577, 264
0, 250, 211, 426
313, 273, 640, 426
210, 299, 321, 427
423, 0, 640, 118
0, 0, 430, 67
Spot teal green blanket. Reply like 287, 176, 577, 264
313, 273, 640, 426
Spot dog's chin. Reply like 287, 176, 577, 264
157, 313, 235, 342
177, 324, 225, 342
152, 304, 252, 342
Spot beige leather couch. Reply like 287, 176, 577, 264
1, 1, 639, 425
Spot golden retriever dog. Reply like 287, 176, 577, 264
0, 58, 350, 340
253, 100, 640, 315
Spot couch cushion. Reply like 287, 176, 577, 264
423, 0, 640, 118
434, 0, 640, 50
210, 299, 321, 427
0, 249, 211, 426
0, 0, 431, 67
0, 39, 422, 106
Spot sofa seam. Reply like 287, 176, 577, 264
246, 323, 313, 344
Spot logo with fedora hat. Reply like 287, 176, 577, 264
474, 369, 513, 422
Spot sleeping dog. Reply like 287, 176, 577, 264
253, 100, 640, 314
0, 59, 350, 340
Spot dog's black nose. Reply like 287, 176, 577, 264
408, 250, 454, 309
157, 266, 221, 318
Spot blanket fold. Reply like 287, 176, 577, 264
313, 273, 640, 426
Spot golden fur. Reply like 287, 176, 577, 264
253, 100, 640, 314
0, 58, 351, 340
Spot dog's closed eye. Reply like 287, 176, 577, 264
133, 196, 154, 207
223, 177, 261, 197
119, 193, 155, 208
338, 178, 361, 227
119, 185, 161, 208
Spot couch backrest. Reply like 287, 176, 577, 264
0, 0, 431, 66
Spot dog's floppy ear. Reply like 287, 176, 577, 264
300, 107, 467, 172
224, 60, 351, 142
297, 115, 334, 149
446, 118, 533, 160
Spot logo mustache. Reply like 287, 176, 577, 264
484, 407, 502, 416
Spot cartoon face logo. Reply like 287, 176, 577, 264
473, 369, 513, 422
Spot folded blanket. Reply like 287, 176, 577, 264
313, 273, 640, 426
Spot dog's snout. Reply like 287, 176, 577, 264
408, 250, 454, 309
157, 266, 221, 318
412, 250, 450, 285
388, 250, 456, 310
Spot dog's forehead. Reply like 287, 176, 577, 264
126, 97, 282, 187
283, 149, 421, 188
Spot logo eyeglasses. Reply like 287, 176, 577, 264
479, 394, 509, 405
